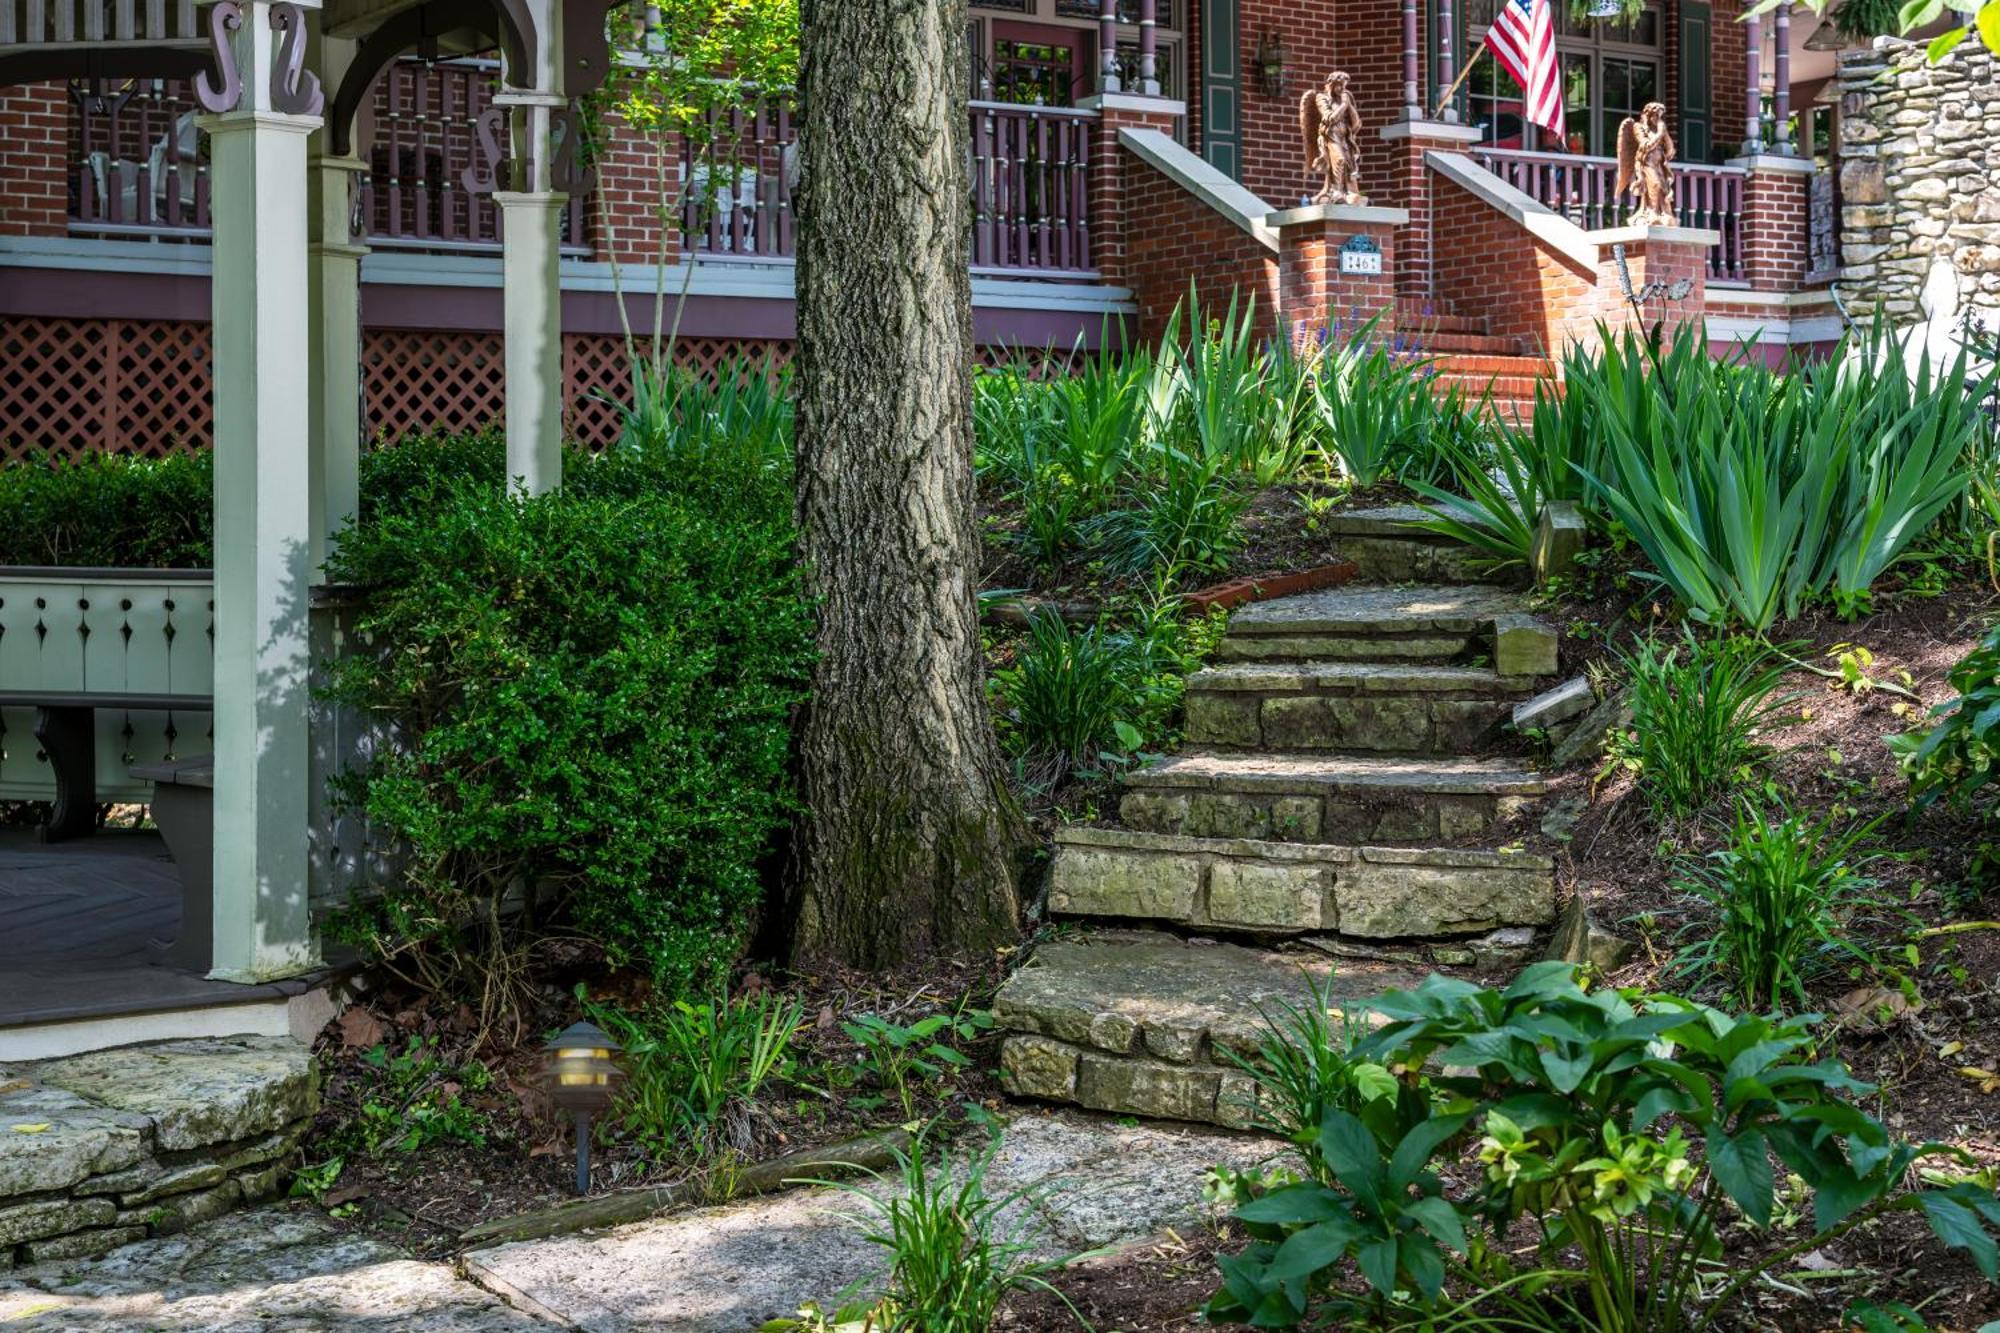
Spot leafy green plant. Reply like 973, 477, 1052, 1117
1670, 801, 1888, 1011
1615, 630, 1798, 821
1207, 964, 2000, 1331
841, 1008, 994, 1119
584, 987, 803, 1159
1219, 968, 1400, 1168
0, 450, 213, 567
809, 1128, 1084, 1333
1308, 324, 1450, 489
1892, 619, 2000, 819
322, 443, 813, 1021
610, 355, 793, 485
333, 1037, 493, 1159
990, 608, 1183, 779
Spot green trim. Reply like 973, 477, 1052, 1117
1200, 0, 1240, 179
1678, 0, 1713, 163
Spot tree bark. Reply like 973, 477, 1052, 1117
790, 0, 1029, 967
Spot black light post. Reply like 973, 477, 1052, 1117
544, 1020, 622, 1195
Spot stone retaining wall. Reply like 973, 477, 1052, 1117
1838, 41, 2000, 324
0, 1037, 315, 1267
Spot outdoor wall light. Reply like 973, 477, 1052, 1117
544, 1020, 623, 1195
1257, 30, 1286, 98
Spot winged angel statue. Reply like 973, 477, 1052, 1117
1299, 71, 1365, 206
1615, 102, 1678, 228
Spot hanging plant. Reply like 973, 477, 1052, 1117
1833, 0, 1902, 36
1571, 0, 1647, 21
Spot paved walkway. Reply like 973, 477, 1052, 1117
0, 1111, 1272, 1330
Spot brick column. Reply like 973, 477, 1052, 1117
1269, 203, 1407, 345
0, 83, 69, 237
1578, 226, 1717, 351
1727, 153, 1814, 291
1378, 121, 1481, 299
1079, 93, 1186, 288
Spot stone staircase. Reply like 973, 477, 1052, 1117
994, 511, 1560, 1129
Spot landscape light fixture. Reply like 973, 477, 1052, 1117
1257, 30, 1286, 98
544, 1020, 622, 1195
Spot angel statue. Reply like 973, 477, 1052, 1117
1616, 102, 1677, 229
1299, 71, 1365, 206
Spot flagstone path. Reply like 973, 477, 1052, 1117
0, 1110, 1273, 1330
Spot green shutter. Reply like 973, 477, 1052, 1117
1202, 0, 1240, 179
1679, 1, 1713, 164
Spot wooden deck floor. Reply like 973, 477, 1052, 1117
0, 828, 311, 1029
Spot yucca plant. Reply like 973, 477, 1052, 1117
991, 609, 1168, 776
1670, 801, 1887, 1012
1617, 630, 1800, 822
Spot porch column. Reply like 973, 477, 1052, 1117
1743, 10, 1763, 154
1098, 0, 1120, 93
1436, 0, 1457, 123
495, 95, 566, 495
1772, 2, 1793, 154
1402, 0, 1421, 120
307, 152, 367, 571
202, 0, 324, 982
1138, 0, 1158, 96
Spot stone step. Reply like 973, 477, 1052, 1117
995, 929, 1420, 1128
1046, 826, 1555, 941
1299, 505, 1508, 586
1220, 583, 1557, 676
1118, 751, 1546, 844
1184, 661, 1541, 755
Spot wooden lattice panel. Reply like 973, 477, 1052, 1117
0, 316, 213, 458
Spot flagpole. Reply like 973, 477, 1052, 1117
1432, 43, 1485, 121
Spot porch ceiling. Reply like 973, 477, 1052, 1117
323, 0, 445, 40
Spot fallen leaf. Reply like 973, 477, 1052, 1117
1940, 1040, 1966, 1058
816, 1005, 835, 1032
8, 1123, 50, 1134
336, 1007, 389, 1050
322, 1184, 368, 1208
1957, 1066, 2000, 1094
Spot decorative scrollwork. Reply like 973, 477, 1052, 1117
462, 105, 505, 195
269, 2, 325, 117
194, 1, 244, 114
549, 106, 595, 196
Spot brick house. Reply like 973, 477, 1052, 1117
0, 0, 1854, 455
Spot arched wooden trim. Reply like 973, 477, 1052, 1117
328, 0, 504, 155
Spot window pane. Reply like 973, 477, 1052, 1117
1629, 59, 1656, 108
1561, 53, 1592, 153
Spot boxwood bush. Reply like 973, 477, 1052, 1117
320, 436, 812, 1010
0, 450, 213, 567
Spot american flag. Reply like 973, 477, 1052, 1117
1485, 0, 1565, 141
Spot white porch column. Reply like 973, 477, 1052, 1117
203, 0, 324, 981
307, 152, 368, 571
494, 95, 566, 494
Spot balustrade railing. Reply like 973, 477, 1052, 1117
1469, 147, 1747, 284
67, 60, 587, 252
680, 98, 1097, 277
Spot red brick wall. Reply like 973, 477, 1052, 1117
1738, 164, 1807, 290
1710, 0, 1748, 161
1429, 168, 1707, 353
0, 83, 69, 238
592, 116, 682, 266
1118, 144, 1280, 342
1275, 213, 1397, 342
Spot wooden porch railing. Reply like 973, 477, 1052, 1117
67, 60, 588, 252
681, 98, 1097, 277
1469, 147, 1747, 284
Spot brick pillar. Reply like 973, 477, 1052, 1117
1269, 203, 1407, 345
1578, 226, 1717, 351
1079, 93, 1186, 288
1378, 121, 1482, 299
1727, 153, 1814, 291
0, 83, 70, 237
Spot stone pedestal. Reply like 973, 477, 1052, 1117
1379, 121, 1483, 298
1267, 203, 1408, 346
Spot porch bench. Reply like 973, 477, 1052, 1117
0, 690, 212, 843
128, 755, 215, 973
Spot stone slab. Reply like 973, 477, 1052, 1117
0, 1206, 538, 1329
993, 931, 1414, 1070
34, 1038, 316, 1153
1511, 676, 1595, 732
1125, 751, 1546, 797
1187, 662, 1530, 695
464, 1109, 1270, 1331
0, 1083, 149, 1202
1228, 584, 1534, 637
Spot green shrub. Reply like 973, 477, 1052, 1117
1670, 801, 1887, 1011
1614, 631, 1798, 822
582, 987, 803, 1162
1893, 620, 2000, 821
322, 447, 813, 1017
989, 607, 1189, 779
1576, 324, 1987, 630
0, 451, 212, 567
1207, 964, 2000, 1331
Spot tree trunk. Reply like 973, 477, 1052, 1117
790, 0, 1029, 966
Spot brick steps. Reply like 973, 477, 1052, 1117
1117, 751, 1547, 845
1421, 331, 1530, 356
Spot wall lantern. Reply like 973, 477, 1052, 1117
1256, 30, 1286, 98
544, 1020, 623, 1195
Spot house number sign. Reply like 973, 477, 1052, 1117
1339, 234, 1382, 276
